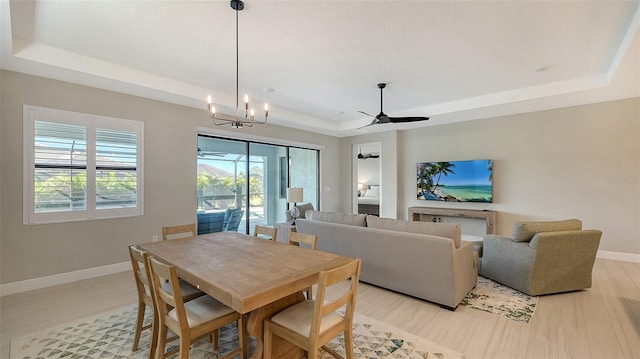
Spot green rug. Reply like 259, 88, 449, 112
10, 305, 464, 359
460, 276, 538, 323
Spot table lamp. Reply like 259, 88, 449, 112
287, 187, 304, 225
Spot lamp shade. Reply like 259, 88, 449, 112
358, 183, 365, 190
287, 187, 303, 203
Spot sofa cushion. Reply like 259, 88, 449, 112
366, 215, 462, 248
512, 219, 582, 242
306, 211, 367, 227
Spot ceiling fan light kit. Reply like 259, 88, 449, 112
358, 83, 430, 129
207, 0, 269, 128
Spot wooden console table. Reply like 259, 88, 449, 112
408, 206, 497, 234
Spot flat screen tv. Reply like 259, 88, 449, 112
416, 159, 493, 203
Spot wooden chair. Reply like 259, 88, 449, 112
162, 223, 197, 241
288, 232, 319, 299
264, 258, 362, 359
254, 225, 277, 241
148, 256, 245, 359
128, 245, 203, 358
289, 232, 318, 250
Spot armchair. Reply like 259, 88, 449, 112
479, 219, 601, 296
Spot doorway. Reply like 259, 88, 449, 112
353, 142, 382, 216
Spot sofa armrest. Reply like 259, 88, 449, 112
451, 241, 478, 305
527, 229, 602, 295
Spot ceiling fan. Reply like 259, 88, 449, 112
197, 148, 226, 158
358, 83, 430, 128
357, 148, 379, 160
357, 153, 379, 160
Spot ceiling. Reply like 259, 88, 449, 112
1, 1, 639, 137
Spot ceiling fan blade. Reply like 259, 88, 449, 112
388, 116, 430, 123
357, 110, 376, 118
358, 118, 380, 129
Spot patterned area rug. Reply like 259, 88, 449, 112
460, 276, 538, 323
10, 305, 464, 359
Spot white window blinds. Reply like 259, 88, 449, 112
24, 106, 144, 224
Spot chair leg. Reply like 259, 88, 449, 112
308, 345, 319, 359
344, 328, 355, 359
180, 335, 191, 359
239, 316, 247, 359
149, 312, 158, 359
212, 329, 219, 350
157, 325, 168, 359
132, 302, 145, 351
263, 322, 273, 359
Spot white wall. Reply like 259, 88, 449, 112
0, 70, 342, 284
343, 97, 639, 256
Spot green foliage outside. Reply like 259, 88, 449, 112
34, 170, 137, 210
197, 165, 265, 209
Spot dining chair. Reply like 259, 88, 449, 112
254, 225, 278, 241
263, 258, 362, 359
288, 232, 319, 299
148, 256, 245, 359
128, 245, 204, 358
289, 232, 318, 250
162, 223, 197, 241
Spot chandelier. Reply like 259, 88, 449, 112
207, 0, 268, 128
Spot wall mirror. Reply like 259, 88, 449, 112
353, 142, 382, 216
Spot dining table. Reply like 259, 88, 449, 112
138, 231, 354, 359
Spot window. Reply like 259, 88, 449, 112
23, 106, 144, 224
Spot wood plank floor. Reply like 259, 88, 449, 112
1, 258, 638, 358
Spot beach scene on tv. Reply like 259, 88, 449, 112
417, 160, 493, 203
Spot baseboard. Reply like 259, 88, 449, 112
597, 250, 640, 263
0, 261, 130, 297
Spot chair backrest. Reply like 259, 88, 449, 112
128, 245, 153, 304
224, 209, 244, 232
311, 258, 361, 338
162, 223, 197, 241
147, 256, 188, 328
254, 225, 277, 241
289, 232, 318, 250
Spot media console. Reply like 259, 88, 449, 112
408, 206, 497, 234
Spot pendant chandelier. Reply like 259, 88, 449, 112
207, 0, 268, 128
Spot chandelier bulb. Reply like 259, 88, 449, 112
211, 105, 216, 115
244, 94, 249, 103
207, 95, 212, 104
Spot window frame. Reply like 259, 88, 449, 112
23, 105, 144, 224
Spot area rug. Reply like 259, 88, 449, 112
10, 305, 464, 359
460, 276, 538, 323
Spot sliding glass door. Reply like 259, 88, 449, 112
197, 135, 318, 235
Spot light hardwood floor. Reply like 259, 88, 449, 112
1, 258, 639, 358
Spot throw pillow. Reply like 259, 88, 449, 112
306, 211, 367, 227
512, 219, 582, 242
366, 215, 462, 248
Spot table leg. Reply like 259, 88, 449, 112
247, 292, 305, 359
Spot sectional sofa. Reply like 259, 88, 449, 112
296, 211, 478, 310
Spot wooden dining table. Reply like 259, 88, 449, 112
138, 231, 353, 359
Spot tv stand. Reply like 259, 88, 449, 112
408, 206, 496, 234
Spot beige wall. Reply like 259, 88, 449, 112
0, 70, 341, 284
342, 97, 640, 255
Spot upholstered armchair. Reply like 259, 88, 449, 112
479, 219, 601, 296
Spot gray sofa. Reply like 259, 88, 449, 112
480, 219, 602, 296
296, 211, 477, 310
